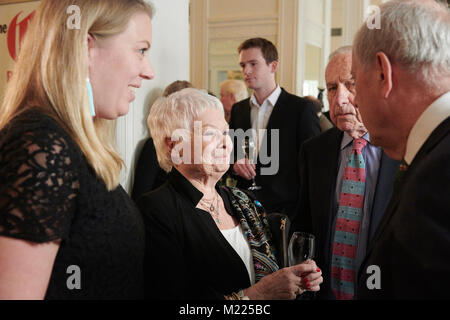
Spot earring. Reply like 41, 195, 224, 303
86, 78, 96, 116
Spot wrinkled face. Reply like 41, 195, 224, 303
188, 108, 232, 176
220, 89, 235, 114
88, 12, 155, 119
325, 52, 366, 133
239, 47, 277, 91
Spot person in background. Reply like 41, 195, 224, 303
319, 87, 333, 124
139, 88, 323, 300
218, 79, 249, 187
292, 46, 398, 300
0, 0, 154, 299
220, 79, 249, 123
352, 0, 450, 299
304, 95, 333, 132
162, 80, 193, 97
229, 38, 320, 218
131, 80, 193, 202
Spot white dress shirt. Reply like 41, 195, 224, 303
250, 85, 282, 151
405, 91, 450, 165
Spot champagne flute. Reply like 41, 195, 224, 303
241, 137, 262, 191
288, 232, 315, 266
289, 232, 316, 298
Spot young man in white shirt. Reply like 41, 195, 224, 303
229, 37, 320, 217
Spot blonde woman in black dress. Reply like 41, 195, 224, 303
0, 0, 154, 299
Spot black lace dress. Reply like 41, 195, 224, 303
0, 109, 145, 299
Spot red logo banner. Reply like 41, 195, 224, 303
7, 11, 35, 61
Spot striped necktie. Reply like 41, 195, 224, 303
331, 138, 368, 300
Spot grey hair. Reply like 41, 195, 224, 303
353, 0, 450, 86
219, 79, 249, 102
328, 45, 353, 63
147, 88, 225, 172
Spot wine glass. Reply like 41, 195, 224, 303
288, 232, 315, 266
241, 137, 262, 191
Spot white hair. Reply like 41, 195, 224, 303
219, 79, 249, 102
328, 45, 353, 63
147, 88, 224, 172
354, 0, 450, 87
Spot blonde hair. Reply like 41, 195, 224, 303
220, 79, 249, 102
0, 0, 154, 191
148, 88, 224, 172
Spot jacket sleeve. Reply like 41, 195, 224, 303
132, 138, 163, 202
297, 99, 321, 149
290, 144, 313, 236
139, 191, 228, 300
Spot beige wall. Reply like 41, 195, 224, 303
330, 0, 389, 53
203, 0, 331, 97
305, 45, 321, 81
207, 0, 279, 96
305, 0, 324, 25
209, 0, 277, 20
330, 0, 344, 53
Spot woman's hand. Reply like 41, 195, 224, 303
243, 260, 323, 300
299, 259, 323, 292
232, 158, 256, 180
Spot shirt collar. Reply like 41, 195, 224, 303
340, 131, 371, 150
404, 91, 450, 165
168, 168, 204, 206
250, 85, 281, 108
168, 168, 228, 210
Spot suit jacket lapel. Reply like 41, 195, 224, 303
265, 88, 287, 131
241, 99, 252, 131
364, 117, 450, 260
321, 128, 343, 255
256, 89, 287, 168
368, 152, 399, 242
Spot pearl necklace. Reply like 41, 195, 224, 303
199, 192, 221, 225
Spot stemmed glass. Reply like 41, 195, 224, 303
288, 232, 315, 266
241, 137, 262, 191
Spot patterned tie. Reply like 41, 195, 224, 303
331, 138, 368, 300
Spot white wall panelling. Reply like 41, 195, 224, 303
190, 0, 209, 89
195, 0, 334, 98
297, 0, 331, 98
278, 0, 299, 94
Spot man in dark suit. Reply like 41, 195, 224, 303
352, 0, 450, 299
229, 38, 320, 218
292, 46, 399, 300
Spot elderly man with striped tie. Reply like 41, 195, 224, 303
291, 46, 399, 300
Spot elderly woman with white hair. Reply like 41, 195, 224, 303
138, 88, 322, 300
